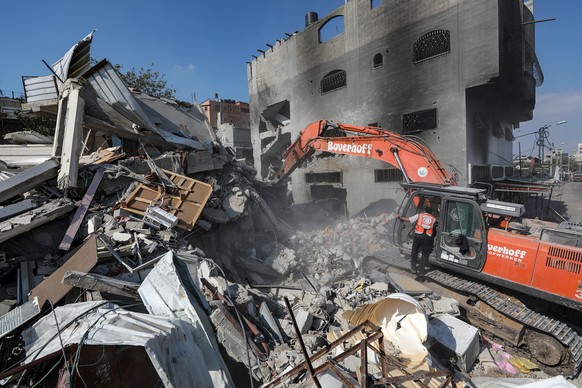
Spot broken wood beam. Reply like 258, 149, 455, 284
59, 169, 104, 250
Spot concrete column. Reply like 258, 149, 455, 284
55, 78, 86, 190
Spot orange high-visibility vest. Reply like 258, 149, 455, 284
415, 213, 436, 236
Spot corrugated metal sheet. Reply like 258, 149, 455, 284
51, 30, 95, 85
135, 94, 216, 142
23, 75, 58, 102
22, 301, 223, 387
84, 61, 207, 149
0, 298, 40, 339
139, 252, 234, 387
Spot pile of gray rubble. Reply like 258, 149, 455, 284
0, 32, 575, 388
0, 144, 575, 387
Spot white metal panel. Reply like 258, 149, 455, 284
22, 301, 222, 388
51, 30, 95, 86
23, 75, 58, 102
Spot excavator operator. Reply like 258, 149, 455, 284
398, 205, 437, 276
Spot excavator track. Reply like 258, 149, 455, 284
425, 269, 582, 377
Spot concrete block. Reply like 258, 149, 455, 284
428, 313, 480, 372
295, 309, 313, 334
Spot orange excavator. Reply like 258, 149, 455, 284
272, 120, 582, 375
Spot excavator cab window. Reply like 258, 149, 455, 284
394, 193, 441, 253
435, 198, 487, 271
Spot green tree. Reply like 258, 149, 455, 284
115, 63, 176, 99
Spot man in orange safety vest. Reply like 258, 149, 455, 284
397, 205, 437, 276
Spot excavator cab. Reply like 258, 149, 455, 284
395, 183, 488, 272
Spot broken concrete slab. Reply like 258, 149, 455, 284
0, 199, 37, 221
62, 270, 139, 298
0, 158, 59, 204
386, 272, 433, 296
0, 199, 75, 245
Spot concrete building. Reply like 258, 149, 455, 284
248, 0, 540, 215
201, 98, 253, 162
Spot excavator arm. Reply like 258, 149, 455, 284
272, 120, 456, 185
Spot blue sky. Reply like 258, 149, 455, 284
0, 1, 580, 156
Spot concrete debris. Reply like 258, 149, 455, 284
0, 32, 567, 388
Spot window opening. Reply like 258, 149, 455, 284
319, 15, 344, 43
413, 30, 450, 63
374, 169, 403, 182
321, 70, 346, 94
371, 0, 382, 9
402, 108, 437, 134
373, 53, 383, 68
305, 172, 342, 183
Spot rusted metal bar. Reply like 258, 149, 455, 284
264, 321, 382, 387
283, 297, 321, 388
377, 338, 389, 378
324, 362, 358, 386
359, 338, 368, 388
202, 278, 269, 355
214, 302, 268, 361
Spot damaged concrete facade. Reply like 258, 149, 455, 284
248, 0, 540, 215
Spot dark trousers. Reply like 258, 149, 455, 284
411, 233, 432, 274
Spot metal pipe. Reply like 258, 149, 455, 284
283, 297, 321, 388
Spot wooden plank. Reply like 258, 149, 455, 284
59, 170, 104, 251
121, 169, 212, 231
29, 235, 98, 307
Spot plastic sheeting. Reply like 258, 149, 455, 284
342, 293, 429, 367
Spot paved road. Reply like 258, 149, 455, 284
550, 182, 582, 223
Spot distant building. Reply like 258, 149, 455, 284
578, 143, 582, 156
200, 98, 250, 130
248, 0, 540, 215
0, 96, 24, 135
200, 98, 253, 163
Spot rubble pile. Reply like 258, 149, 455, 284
0, 32, 576, 388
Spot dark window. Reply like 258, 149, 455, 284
371, 0, 381, 9
373, 53, 383, 68
305, 172, 342, 183
402, 108, 437, 133
319, 15, 344, 43
215, 105, 220, 112
413, 30, 450, 63
321, 70, 346, 94
374, 169, 403, 182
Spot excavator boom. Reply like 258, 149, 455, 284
273, 120, 456, 185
